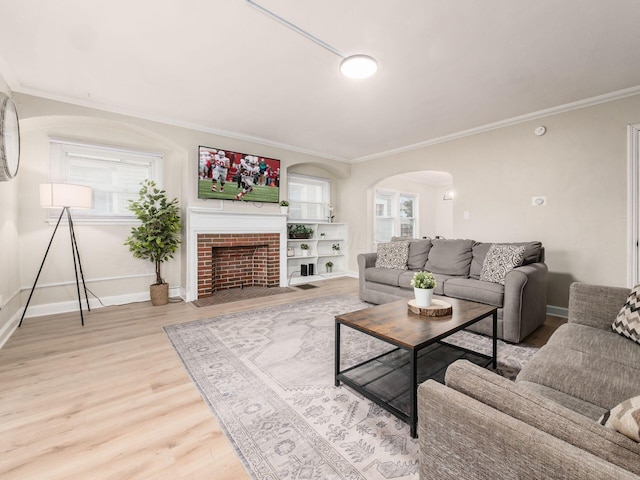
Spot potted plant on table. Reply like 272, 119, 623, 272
125, 180, 181, 306
279, 200, 289, 215
300, 243, 310, 256
411, 271, 436, 307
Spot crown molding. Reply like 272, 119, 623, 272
352, 85, 640, 163
10, 83, 349, 163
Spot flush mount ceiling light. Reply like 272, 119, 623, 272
340, 55, 378, 79
245, 0, 378, 79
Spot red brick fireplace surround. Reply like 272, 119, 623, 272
197, 233, 280, 298
186, 209, 287, 302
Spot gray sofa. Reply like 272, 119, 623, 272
358, 238, 548, 343
417, 283, 640, 479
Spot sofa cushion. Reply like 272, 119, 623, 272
443, 278, 504, 307
612, 284, 640, 345
516, 342, 640, 410
364, 267, 403, 286
479, 244, 526, 285
425, 239, 474, 277
391, 237, 432, 270
599, 395, 640, 442
547, 323, 640, 371
470, 241, 543, 279
375, 241, 409, 269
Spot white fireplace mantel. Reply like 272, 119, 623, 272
185, 207, 288, 301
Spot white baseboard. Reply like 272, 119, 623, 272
546, 305, 568, 318
21, 286, 184, 319
0, 310, 22, 350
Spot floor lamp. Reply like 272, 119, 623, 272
19, 183, 93, 327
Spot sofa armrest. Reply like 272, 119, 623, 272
444, 361, 640, 475
501, 262, 548, 342
568, 282, 630, 330
357, 253, 377, 301
418, 378, 639, 480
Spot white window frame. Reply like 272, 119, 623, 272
374, 189, 418, 243
49, 138, 163, 224
287, 173, 332, 221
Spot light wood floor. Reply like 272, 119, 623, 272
0, 277, 564, 479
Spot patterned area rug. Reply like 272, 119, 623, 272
164, 296, 538, 480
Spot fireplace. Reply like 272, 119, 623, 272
186, 208, 287, 301
197, 233, 280, 298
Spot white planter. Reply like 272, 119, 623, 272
301, 250, 309, 256
280, 206, 289, 215
414, 287, 434, 307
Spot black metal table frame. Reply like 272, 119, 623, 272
334, 309, 497, 438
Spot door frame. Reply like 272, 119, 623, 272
628, 124, 640, 287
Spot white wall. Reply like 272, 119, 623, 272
342, 94, 640, 307
0, 76, 22, 346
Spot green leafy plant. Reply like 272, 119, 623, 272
288, 224, 314, 238
325, 261, 334, 268
300, 243, 310, 250
125, 180, 181, 286
411, 271, 436, 289
332, 243, 341, 252
279, 200, 289, 206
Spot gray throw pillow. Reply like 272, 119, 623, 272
375, 241, 409, 270
479, 244, 526, 285
612, 284, 640, 345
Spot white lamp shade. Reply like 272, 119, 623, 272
340, 55, 378, 79
40, 183, 93, 209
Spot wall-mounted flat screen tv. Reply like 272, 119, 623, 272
198, 145, 281, 203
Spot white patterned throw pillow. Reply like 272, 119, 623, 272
375, 241, 409, 270
599, 395, 640, 442
612, 285, 640, 345
479, 244, 526, 285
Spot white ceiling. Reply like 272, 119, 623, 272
1, 0, 639, 162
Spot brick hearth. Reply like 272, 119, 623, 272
197, 233, 280, 298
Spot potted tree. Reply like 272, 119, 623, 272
411, 271, 436, 307
125, 180, 181, 306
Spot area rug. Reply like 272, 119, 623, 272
164, 296, 538, 480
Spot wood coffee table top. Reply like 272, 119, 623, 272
335, 296, 497, 350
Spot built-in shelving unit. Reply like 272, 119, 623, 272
287, 222, 347, 285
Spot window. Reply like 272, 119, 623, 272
50, 139, 163, 222
288, 173, 331, 221
374, 190, 417, 242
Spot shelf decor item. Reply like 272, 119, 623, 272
300, 243, 310, 256
332, 243, 341, 252
288, 224, 314, 239
325, 261, 333, 273
125, 180, 181, 306
410, 271, 436, 307
279, 200, 289, 215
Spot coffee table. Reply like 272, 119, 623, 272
334, 296, 497, 437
